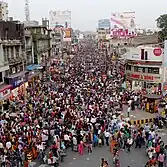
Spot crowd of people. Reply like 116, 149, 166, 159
0, 40, 166, 167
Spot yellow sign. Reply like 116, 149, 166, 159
63, 28, 71, 38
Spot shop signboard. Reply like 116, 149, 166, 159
0, 85, 12, 100
9, 75, 28, 89
153, 48, 162, 56
127, 72, 161, 83
126, 47, 163, 61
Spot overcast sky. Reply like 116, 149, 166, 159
6, 0, 167, 31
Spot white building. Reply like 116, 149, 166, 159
125, 46, 163, 93
0, 1, 8, 21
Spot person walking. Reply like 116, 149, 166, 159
105, 130, 110, 146
127, 105, 131, 118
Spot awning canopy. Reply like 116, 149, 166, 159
26, 64, 42, 71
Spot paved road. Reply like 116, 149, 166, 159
32, 145, 148, 167
31, 129, 167, 167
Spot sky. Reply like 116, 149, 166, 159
5, 0, 167, 31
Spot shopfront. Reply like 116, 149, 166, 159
0, 85, 12, 111
28, 72, 41, 87
0, 85, 12, 100
126, 72, 162, 93
5, 74, 28, 97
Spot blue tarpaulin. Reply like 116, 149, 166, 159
26, 64, 41, 71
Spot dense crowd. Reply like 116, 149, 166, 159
0, 41, 166, 167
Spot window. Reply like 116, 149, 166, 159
12, 67, 16, 74
148, 67, 159, 74
0, 72, 2, 82
3, 46, 7, 61
126, 65, 131, 71
11, 47, 14, 58
134, 67, 145, 73
17, 66, 20, 72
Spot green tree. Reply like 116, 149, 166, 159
156, 14, 167, 41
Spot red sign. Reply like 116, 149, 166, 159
153, 48, 162, 56
129, 74, 154, 81
110, 28, 136, 38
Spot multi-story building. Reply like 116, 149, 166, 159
25, 25, 52, 66
0, 20, 27, 100
97, 19, 111, 50
0, 1, 8, 21
125, 46, 163, 93
24, 28, 33, 65
50, 30, 62, 56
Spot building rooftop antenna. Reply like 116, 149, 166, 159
25, 0, 30, 22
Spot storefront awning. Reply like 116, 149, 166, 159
26, 64, 41, 71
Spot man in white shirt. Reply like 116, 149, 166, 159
127, 137, 133, 152
127, 105, 131, 117
104, 131, 110, 146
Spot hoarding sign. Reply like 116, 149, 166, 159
63, 28, 71, 42
49, 10, 71, 29
98, 19, 111, 29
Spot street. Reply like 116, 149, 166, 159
33, 145, 148, 167
32, 130, 167, 167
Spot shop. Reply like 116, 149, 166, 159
143, 94, 162, 113
126, 72, 162, 93
0, 85, 12, 112
5, 74, 28, 97
125, 46, 163, 93
28, 72, 41, 87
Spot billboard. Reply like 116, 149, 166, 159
98, 19, 110, 29
110, 12, 136, 38
126, 47, 163, 61
62, 28, 72, 42
49, 10, 71, 29
111, 12, 135, 29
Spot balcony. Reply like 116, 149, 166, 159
33, 33, 50, 41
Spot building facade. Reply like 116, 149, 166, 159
25, 26, 52, 65
0, 20, 27, 100
24, 28, 34, 65
0, 1, 8, 21
125, 46, 163, 93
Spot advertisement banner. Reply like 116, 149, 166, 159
63, 28, 71, 42
98, 19, 110, 29
49, 10, 71, 29
110, 11, 136, 38
126, 47, 163, 61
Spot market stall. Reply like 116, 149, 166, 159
143, 94, 162, 113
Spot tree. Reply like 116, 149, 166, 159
156, 14, 167, 41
